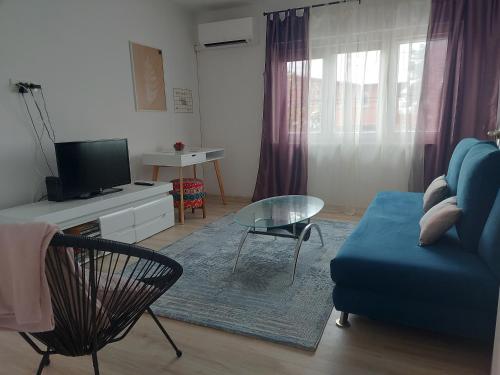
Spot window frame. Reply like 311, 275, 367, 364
307, 35, 427, 143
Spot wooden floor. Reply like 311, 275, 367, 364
0, 196, 492, 374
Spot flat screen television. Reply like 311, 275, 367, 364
55, 139, 131, 199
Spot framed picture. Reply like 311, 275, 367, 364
129, 41, 167, 111
173, 88, 194, 113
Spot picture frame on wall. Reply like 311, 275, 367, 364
173, 88, 194, 113
129, 41, 167, 112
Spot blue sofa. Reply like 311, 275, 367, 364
330, 139, 500, 340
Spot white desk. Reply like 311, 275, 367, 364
143, 148, 226, 224
0, 183, 174, 242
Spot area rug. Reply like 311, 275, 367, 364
151, 214, 356, 351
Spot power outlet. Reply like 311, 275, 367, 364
8, 79, 41, 93
9, 79, 28, 93
9, 78, 20, 92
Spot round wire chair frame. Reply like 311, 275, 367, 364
19, 233, 183, 375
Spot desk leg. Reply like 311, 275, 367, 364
192, 165, 198, 213
179, 167, 185, 224
152, 166, 160, 181
213, 160, 227, 205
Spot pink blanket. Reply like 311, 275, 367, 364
0, 222, 58, 332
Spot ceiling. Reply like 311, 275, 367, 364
174, 0, 255, 11
173, 0, 253, 11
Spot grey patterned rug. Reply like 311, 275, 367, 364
152, 214, 355, 351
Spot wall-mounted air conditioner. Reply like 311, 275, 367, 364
197, 17, 254, 50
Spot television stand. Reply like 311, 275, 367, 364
100, 187, 123, 195
79, 187, 124, 200
0, 182, 174, 244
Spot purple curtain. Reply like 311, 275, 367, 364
417, 0, 500, 187
252, 9, 310, 201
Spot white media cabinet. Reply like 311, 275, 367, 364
0, 182, 174, 244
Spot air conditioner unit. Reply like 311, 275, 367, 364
197, 17, 254, 49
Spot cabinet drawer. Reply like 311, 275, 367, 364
134, 196, 173, 225
101, 227, 136, 244
180, 152, 206, 166
135, 213, 174, 242
99, 208, 134, 236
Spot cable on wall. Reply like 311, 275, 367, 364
40, 88, 56, 141
21, 92, 55, 176
16, 82, 57, 176
29, 87, 56, 142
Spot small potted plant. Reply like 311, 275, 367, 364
173, 141, 185, 151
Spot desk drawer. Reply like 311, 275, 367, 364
99, 208, 134, 236
134, 196, 173, 225
180, 152, 206, 166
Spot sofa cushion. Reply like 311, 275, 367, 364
330, 191, 498, 312
446, 138, 484, 195
478, 190, 500, 280
419, 196, 461, 246
423, 175, 448, 212
456, 143, 500, 251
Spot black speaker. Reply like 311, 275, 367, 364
45, 176, 72, 202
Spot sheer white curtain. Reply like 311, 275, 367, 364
307, 0, 430, 209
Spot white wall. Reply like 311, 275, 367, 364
196, 4, 264, 198
195, 0, 333, 198
0, 0, 200, 209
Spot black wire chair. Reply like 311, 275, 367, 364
19, 233, 183, 375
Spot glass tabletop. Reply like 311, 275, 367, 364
234, 195, 324, 229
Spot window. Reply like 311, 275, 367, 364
334, 50, 381, 133
396, 41, 426, 132
286, 60, 309, 134
295, 40, 426, 138
309, 42, 425, 138
309, 59, 323, 133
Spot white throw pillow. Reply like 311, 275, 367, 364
423, 175, 449, 212
419, 196, 462, 246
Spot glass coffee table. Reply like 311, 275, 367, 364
233, 195, 325, 284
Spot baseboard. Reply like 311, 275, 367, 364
205, 194, 252, 204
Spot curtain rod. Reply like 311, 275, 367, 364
262, 0, 361, 17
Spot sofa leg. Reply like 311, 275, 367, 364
336, 312, 351, 328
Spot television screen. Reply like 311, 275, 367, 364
55, 139, 131, 198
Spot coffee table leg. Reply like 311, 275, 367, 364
311, 223, 325, 247
233, 228, 251, 273
290, 223, 324, 284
